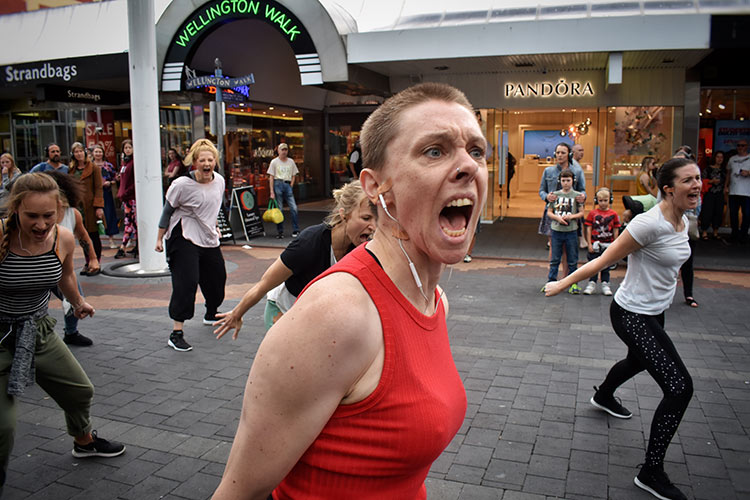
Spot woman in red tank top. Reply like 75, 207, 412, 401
213, 83, 489, 500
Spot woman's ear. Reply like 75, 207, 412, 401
359, 168, 381, 206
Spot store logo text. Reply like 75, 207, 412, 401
175, 1, 303, 48
505, 79, 594, 98
5, 63, 78, 83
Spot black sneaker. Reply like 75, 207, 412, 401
275, 234, 284, 239
64, 332, 93, 346
203, 312, 222, 325
167, 330, 192, 352
292, 231, 300, 237
113, 248, 127, 259
590, 385, 632, 419
72, 430, 125, 458
635, 465, 688, 500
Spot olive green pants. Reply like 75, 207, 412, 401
0, 316, 93, 487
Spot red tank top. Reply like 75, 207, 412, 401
273, 245, 467, 500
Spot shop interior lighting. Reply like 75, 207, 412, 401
706, 108, 711, 114
718, 104, 726, 110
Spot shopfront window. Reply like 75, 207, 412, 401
602, 105, 677, 196
203, 103, 320, 208
160, 105, 192, 165
327, 110, 372, 191
698, 88, 750, 167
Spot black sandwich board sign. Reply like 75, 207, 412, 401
231, 186, 264, 240
217, 206, 235, 244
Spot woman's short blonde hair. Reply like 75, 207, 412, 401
324, 180, 375, 227
183, 138, 218, 167
360, 83, 473, 172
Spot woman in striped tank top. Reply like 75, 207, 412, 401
0, 174, 124, 493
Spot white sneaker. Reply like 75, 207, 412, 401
583, 282, 596, 295
601, 282, 613, 296
463, 255, 472, 263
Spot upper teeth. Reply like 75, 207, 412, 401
446, 198, 473, 207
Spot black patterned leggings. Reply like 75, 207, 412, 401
599, 301, 693, 468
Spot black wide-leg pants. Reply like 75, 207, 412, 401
166, 222, 226, 322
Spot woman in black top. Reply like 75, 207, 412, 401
212, 181, 375, 339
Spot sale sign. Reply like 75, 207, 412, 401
85, 110, 117, 165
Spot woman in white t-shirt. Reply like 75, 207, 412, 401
155, 139, 226, 353
545, 157, 701, 500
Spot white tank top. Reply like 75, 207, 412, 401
60, 207, 76, 232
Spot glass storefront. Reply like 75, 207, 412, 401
490, 105, 680, 219
11, 108, 132, 171
159, 97, 328, 206
327, 109, 373, 191
698, 88, 750, 167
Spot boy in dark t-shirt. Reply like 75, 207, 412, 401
546, 169, 584, 294
583, 187, 621, 296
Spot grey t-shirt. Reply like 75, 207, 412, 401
614, 204, 691, 315
547, 189, 581, 232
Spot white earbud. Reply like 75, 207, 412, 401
377, 192, 429, 303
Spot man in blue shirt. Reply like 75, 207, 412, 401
30, 143, 69, 173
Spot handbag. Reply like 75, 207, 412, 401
263, 199, 284, 224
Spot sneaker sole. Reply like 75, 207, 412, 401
590, 396, 632, 419
202, 318, 215, 325
634, 476, 673, 500
72, 446, 126, 459
167, 339, 193, 352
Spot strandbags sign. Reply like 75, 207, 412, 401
1, 54, 128, 88
504, 79, 595, 98
162, 0, 319, 91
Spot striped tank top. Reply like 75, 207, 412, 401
0, 236, 63, 316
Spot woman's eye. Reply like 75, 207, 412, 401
470, 148, 484, 160
425, 147, 441, 158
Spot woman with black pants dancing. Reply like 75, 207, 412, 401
155, 139, 226, 352
546, 157, 700, 500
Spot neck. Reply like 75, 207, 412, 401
330, 223, 350, 260
367, 230, 443, 314
659, 196, 685, 225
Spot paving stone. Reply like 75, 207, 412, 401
533, 436, 571, 458
493, 440, 533, 463
527, 453, 568, 480
522, 474, 565, 497
484, 459, 527, 487
455, 444, 493, 468
566, 470, 608, 498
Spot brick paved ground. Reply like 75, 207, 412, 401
3, 245, 749, 500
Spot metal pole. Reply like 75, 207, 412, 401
126, 0, 167, 272
215, 58, 225, 178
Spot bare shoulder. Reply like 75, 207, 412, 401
56, 224, 75, 255
271, 271, 381, 362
